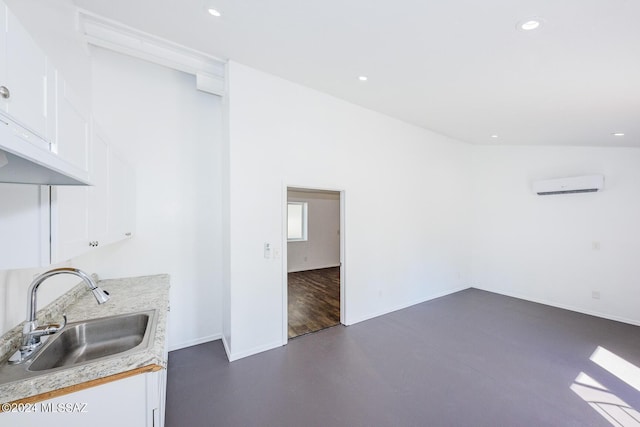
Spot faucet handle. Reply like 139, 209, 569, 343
57, 313, 68, 330
10, 315, 67, 364
35, 314, 67, 334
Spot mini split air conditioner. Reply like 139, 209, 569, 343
532, 175, 604, 196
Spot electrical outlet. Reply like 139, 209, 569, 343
264, 243, 271, 259
592, 291, 601, 300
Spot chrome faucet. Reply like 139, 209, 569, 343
8, 268, 110, 364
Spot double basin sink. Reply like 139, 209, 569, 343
0, 310, 156, 383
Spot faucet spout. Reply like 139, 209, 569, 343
9, 268, 110, 364
26, 268, 110, 323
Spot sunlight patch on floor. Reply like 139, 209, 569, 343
591, 346, 640, 392
571, 347, 640, 427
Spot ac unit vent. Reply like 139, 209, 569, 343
532, 175, 604, 196
536, 188, 599, 196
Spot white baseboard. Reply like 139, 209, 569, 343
168, 333, 222, 352
472, 286, 640, 327
227, 339, 283, 362
222, 334, 231, 361
346, 285, 471, 326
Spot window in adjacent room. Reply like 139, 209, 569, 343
287, 202, 308, 241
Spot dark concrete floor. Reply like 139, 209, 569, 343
166, 288, 640, 427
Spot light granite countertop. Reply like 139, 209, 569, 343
0, 274, 170, 404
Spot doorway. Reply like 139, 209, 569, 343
285, 187, 343, 339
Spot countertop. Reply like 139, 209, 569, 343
0, 274, 170, 404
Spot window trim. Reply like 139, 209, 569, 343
287, 201, 308, 242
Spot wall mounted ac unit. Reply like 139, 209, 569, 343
532, 175, 604, 196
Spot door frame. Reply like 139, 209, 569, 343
282, 184, 346, 344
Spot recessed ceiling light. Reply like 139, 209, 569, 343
612, 133, 625, 136
207, 8, 221, 17
358, 76, 368, 81
491, 134, 499, 138
517, 18, 543, 31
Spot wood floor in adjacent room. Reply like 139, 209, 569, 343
166, 289, 640, 427
287, 267, 340, 339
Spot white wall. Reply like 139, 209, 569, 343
287, 190, 340, 273
225, 61, 473, 360
82, 48, 224, 350
470, 145, 640, 325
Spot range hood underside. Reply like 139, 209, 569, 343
0, 149, 90, 185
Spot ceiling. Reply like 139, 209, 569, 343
74, 0, 640, 147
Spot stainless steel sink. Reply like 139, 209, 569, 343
0, 310, 157, 383
28, 311, 153, 371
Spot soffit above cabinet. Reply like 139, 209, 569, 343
78, 10, 226, 96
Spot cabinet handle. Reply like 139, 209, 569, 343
125, 232, 132, 237
0, 86, 10, 99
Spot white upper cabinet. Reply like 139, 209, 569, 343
0, 2, 89, 186
89, 126, 110, 244
0, 4, 48, 138
51, 183, 89, 263
107, 147, 136, 243
52, 122, 135, 264
48, 78, 94, 262
0, 1, 136, 268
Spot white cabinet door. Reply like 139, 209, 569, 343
146, 368, 167, 427
48, 74, 94, 263
1, 5, 48, 139
52, 74, 90, 173
88, 126, 109, 244
51, 123, 107, 264
0, 184, 49, 269
107, 148, 135, 244
51, 184, 89, 263
3, 373, 155, 427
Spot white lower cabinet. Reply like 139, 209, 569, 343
4, 369, 166, 427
